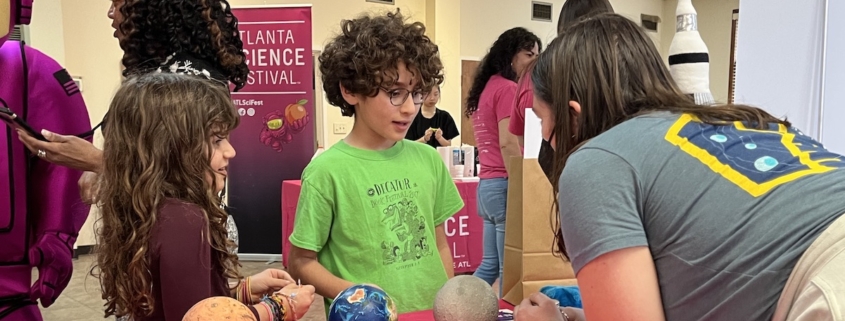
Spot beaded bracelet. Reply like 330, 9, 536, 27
261, 295, 287, 321
271, 294, 288, 319
276, 293, 297, 321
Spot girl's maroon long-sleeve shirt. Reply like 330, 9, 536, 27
136, 199, 230, 321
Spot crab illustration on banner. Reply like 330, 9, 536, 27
260, 99, 310, 152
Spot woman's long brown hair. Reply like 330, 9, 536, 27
92, 73, 241, 318
532, 14, 790, 259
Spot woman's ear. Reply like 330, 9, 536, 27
340, 83, 359, 106
569, 101, 581, 137
568, 101, 581, 116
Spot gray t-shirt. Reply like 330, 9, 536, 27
559, 112, 845, 320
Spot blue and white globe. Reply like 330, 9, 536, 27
328, 284, 398, 321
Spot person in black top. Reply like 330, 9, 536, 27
406, 86, 459, 148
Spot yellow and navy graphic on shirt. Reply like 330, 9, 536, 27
665, 113, 845, 197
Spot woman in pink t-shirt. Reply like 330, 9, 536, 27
465, 27, 541, 294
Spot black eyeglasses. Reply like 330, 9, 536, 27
381, 87, 427, 107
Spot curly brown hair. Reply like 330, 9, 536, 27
92, 73, 241, 318
117, 0, 249, 91
319, 9, 444, 117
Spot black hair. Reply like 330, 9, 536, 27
117, 0, 249, 91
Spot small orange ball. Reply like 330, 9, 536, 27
182, 297, 256, 321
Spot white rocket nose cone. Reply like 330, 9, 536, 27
676, 0, 697, 16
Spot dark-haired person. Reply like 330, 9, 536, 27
465, 27, 540, 294
287, 10, 463, 314
17, 0, 248, 204
406, 86, 460, 148
514, 13, 845, 321
509, 0, 614, 180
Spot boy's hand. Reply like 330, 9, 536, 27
288, 245, 355, 300
277, 283, 316, 321
249, 269, 295, 302
434, 128, 443, 139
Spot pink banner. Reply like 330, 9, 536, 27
230, 6, 314, 254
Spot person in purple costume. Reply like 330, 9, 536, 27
0, 0, 93, 320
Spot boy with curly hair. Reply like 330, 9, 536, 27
288, 10, 464, 313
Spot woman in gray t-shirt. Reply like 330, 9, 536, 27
515, 13, 845, 321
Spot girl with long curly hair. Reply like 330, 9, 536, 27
465, 27, 541, 294
94, 73, 314, 321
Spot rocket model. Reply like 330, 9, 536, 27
668, 0, 715, 105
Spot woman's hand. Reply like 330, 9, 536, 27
514, 293, 567, 321
249, 269, 295, 303
17, 129, 103, 173
277, 283, 316, 321
562, 307, 586, 321
78, 171, 100, 205
423, 129, 434, 142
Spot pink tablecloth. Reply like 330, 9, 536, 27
281, 179, 483, 274
398, 300, 515, 320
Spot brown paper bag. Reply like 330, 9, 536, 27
502, 157, 577, 304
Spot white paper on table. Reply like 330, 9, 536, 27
523, 108, 542, 159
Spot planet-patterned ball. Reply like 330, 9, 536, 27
328, 284, 398, 321
182, 296, 255, 321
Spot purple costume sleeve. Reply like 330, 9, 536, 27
23, 45, 92, 307
23, 45, 92, 242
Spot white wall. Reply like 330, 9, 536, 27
610, 0, 664, 48
660, 0, 739, 104
820, 0, 845, 152
460, 0, 563, 60
735, 0, 845, 153
28, 0, 66, 65
429, 0, 462, 147
733, 0, 827, 140
460, 0, 665, 63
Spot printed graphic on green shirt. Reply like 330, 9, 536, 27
367, 178, 434, 267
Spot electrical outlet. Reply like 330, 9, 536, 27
333, 123, 348, 134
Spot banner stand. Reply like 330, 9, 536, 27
229, 5, 315, 257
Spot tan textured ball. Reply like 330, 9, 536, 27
432, 275, 498, 321
182, 296, 256, 321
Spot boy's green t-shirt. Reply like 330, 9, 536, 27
289, 139, 465, 314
